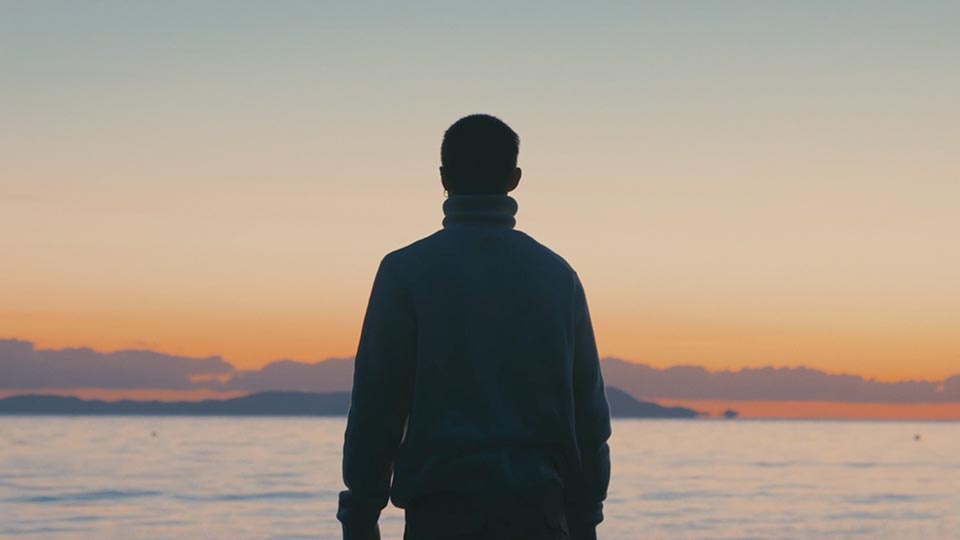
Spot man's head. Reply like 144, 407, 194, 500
440, 114, 521, 195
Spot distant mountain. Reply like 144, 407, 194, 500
0, 391, 352, 416
604, 387, 702, 418
0, 387, 700, 418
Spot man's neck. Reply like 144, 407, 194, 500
442, 193, 518, 230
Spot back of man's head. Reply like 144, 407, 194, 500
441, 114, 520, 195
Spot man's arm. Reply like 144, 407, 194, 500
565, 272, 612, 540
337, 254, 417, 540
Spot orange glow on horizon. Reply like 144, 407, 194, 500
0, 388, 248, 402
3, 310, 958, 385
656, 399, 960, 421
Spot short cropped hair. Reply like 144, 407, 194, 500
441, 114, 520, 195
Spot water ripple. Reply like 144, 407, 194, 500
844, 493, 936, 504
826, 510, 940, 521
0, 527, 87, 535
5, 489, 163, 503
173, 491, 319, 502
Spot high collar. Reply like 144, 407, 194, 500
442, 193, 518, 230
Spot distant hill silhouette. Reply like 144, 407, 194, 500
604, 387, 701, 418
0, 387, 699, 418
0, 391, 351, 416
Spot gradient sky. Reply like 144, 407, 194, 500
2, 2, 958, 381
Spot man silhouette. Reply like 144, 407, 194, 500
337, 114, 612, 540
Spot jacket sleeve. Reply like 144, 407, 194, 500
337, 254, 417, 540
564, 272, 612, 540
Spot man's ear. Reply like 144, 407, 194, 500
440, 167, 449, 192
505, 168, 522, 193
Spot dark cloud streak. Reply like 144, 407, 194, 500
0, 339, 232, 389
2, 339, 958, 402
601, 358, 960, 403
212, 358, 354, 394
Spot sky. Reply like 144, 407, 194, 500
2, 2, 959, 383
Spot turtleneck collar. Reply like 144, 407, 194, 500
442, 193, 518, 230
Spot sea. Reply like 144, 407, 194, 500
0, 417, 957, 539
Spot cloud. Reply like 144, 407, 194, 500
0, 339, 233, 389
600, 358, 960, 403
2, 338, 958, 402
944, 375, 960, 397
215, 358, 354, 393
0, 338, 353, 394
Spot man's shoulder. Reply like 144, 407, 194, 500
376, 231, 445, 272
380, 229, 579, 280
512, 230, 579, 275
383, 230, 442, 257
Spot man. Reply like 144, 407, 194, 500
337, 114, 612, 540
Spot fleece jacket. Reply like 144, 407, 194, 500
337, 193, 612, 540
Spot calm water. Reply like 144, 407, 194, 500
0, 418, 957, 539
